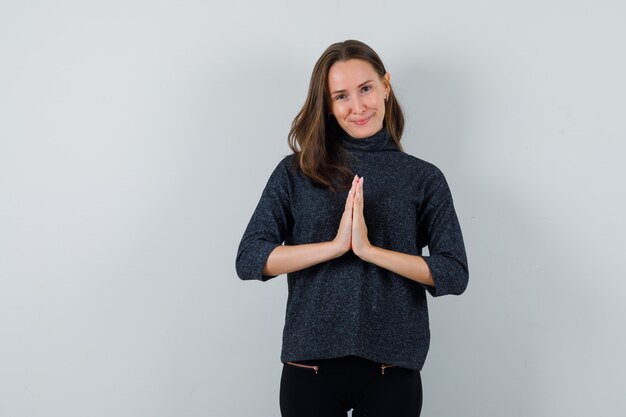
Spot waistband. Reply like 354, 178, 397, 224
284, 355, 398, 375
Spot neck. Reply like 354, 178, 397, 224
337, 126, 399, 152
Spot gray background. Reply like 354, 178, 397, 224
1, 1, 625, 416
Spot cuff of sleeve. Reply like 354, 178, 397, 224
420, 256, 439, 296
257, 241, 283, 282
421, 255, 469, 297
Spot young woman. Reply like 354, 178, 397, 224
236, 39, 469, 417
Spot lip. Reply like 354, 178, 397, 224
352, 115, 372, 125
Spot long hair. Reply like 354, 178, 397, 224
288, 40, 405, 192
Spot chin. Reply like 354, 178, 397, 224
353, 130, 374, 138
348, 124, 380, 138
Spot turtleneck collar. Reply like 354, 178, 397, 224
337, 126, 399, 152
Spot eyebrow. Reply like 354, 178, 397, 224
330, 80, 374, 95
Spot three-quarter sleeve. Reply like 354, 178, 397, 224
418, 167, 469, 297
235, 158, 293, 282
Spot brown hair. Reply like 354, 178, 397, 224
288, 39, 405, 192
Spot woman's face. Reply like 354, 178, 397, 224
327, 59, 390, 138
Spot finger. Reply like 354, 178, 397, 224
359, 177, 364, 202
344, 193, 353, 211
354, 181, 363, 211
344, 175, 358, 210
346, 192, 355, 212
351, 175, 359, 196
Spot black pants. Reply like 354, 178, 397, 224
279, 355, 422, 417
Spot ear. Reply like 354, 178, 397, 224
383, 72, 391, 94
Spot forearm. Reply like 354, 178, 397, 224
263, 241, 345, 276
360, 246, 434, 287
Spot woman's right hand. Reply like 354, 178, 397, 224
332, 175, 359, 255
261, 175, 360, 277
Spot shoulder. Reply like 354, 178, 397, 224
397, 151, 447, 184
394, 152, 455, 208
271, 154, 298, 177
264, 154, 298, 188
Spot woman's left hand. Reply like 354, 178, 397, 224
351, 177, 374, 258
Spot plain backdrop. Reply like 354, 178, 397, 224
1, 1, 625, 416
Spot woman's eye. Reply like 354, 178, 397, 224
335, 94, 346, 101
362, 85, 372, 93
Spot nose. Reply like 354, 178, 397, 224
351, 96, 366, 114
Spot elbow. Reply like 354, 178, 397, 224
452, 264, 469, 295
235, 253, 252, 281
445, 256, 468, 296
236, 253, 270, 281
235, 244, 259, 281
235, 240, 281, 282
428, 255, 468, 297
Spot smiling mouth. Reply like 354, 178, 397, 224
352, 115, 372, 125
